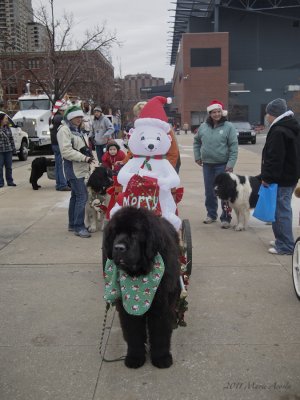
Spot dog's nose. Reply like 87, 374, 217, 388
148, 144, 154, 150
114, 243, 126, 253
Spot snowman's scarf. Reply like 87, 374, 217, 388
133, 154, 166, 171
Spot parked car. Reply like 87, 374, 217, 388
0, 111, 29, 160
232, 121, 256, 144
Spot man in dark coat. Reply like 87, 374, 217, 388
50, 100, 70, 191
261, 98, 300, 255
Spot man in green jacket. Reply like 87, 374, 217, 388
193, 100, 238, 229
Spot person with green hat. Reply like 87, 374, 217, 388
57, 105, 94, 238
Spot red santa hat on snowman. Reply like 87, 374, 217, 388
135, 96, 172, 133
206, 100, 228, 117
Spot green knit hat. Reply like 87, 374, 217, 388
64, 105, 84, 121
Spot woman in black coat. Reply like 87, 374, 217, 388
0, 113, 16, 187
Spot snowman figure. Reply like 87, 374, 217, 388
110, 96, 181, 231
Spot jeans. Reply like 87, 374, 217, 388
95, 144, 106, 164
52, 144, 68, 190
68, 177, 88, 232
0, 151, 14, 186
202, 163, 231, 222
272, 186, 295, 254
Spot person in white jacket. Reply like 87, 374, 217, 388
57, 105, 94, 238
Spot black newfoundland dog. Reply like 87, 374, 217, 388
103, 207, 181, 369
29, 157, 55, 190
214, 172, 261, 231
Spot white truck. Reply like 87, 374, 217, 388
0, 112, 29, 161
13, 93, 52, 150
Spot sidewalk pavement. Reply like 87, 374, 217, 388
0, 135, 300, 400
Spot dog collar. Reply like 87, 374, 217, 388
103, 253, 164, 315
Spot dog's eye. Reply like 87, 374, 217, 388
156, 136, 161, 141
141, 136, 145, 141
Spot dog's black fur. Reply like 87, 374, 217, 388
214, 172, 261, 230
29, 157, 55, 190
86, 166, 113, 194
103, 207, 181, 369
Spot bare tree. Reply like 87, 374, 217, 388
35, 0, 117, 103
2, 0, 117, 106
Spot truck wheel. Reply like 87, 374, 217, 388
18, 140, 29, 161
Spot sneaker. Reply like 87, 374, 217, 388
203, 217, 217, 224
7, 182, 16, 186
58, 186, 71, 191
221, 221, 231, 229
268, 247, 292, 256
269, 240, 275, 247
268, 247, 278, 254
74, 229, 91, 238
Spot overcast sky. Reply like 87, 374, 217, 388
33, 0, 175, 82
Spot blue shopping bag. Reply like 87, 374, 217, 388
253, 183, 278, 222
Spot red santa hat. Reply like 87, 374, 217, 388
52, 99, 68, 116
135, 96, 172, 132
207, 100, 228, 117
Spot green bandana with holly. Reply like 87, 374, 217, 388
103, 254, 165, 315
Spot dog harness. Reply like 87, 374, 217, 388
103, 254, 165, 315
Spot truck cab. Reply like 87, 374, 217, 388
13, 93, 52, 150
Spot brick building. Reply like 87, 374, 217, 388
172, 32, 228, 130
0, 50, 114, 113
123, 73, 165, 105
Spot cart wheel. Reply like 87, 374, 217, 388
292, 237, 300, 301
181, 219, 192, 276
102, 232, 107, 271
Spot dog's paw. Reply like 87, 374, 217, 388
234, 225, 245, 231
124, 354, 146, 369
88, 226, 97, 233
151, 353, 173, 369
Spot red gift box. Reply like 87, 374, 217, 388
117, 174, 161, 216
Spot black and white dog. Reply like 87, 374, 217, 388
30, 157, 55, 190
214, 172, 261, 231
85, 166, 113, 232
